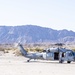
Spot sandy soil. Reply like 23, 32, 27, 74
0, 53, 75, 75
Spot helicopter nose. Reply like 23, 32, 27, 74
73, 52, 75, 60
73, 56, 75, 61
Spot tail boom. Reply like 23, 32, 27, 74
18, 44, 27, 56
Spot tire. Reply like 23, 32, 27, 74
27, 60, 30, 62
67, 61, 71, 63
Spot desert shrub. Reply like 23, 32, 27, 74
34, 48, 43, 52
29, 48, 34, 52
0, 47, 5, 51
72, 49, 75, 51
14, 49, 22, 56
4, 50, 9, 53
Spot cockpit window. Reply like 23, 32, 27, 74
68, 53, 73, 56
72, 52, 74, 56
67, 51, 73, 56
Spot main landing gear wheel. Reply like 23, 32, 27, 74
67, 61, 71, 63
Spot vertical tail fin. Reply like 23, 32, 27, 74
18, 43, 27, 56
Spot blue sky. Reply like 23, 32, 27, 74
0, 0, 75, 31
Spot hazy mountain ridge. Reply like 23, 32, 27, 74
0, 25, 75, 44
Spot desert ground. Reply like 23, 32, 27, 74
0, 43, 75, 75
0, 52, 75, 75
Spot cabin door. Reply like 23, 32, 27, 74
54, 52, 59, 60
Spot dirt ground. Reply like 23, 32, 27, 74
0, 53, 75, 75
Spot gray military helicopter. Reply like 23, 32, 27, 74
18, 43, 75, 63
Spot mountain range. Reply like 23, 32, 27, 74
0, 25, 75, 44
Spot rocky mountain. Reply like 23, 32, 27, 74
0, 25, 75, 44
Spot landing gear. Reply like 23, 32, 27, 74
67, 61, 71, 63
27, 59, 31, 62
27, 60, 30, 62
59, 52, 64, 63
59, 60, 63, 63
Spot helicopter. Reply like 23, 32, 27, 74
18, 43, 75, 63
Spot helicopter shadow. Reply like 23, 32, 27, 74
23, 60, 75, 64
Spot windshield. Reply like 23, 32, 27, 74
66, 51, 74, 56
